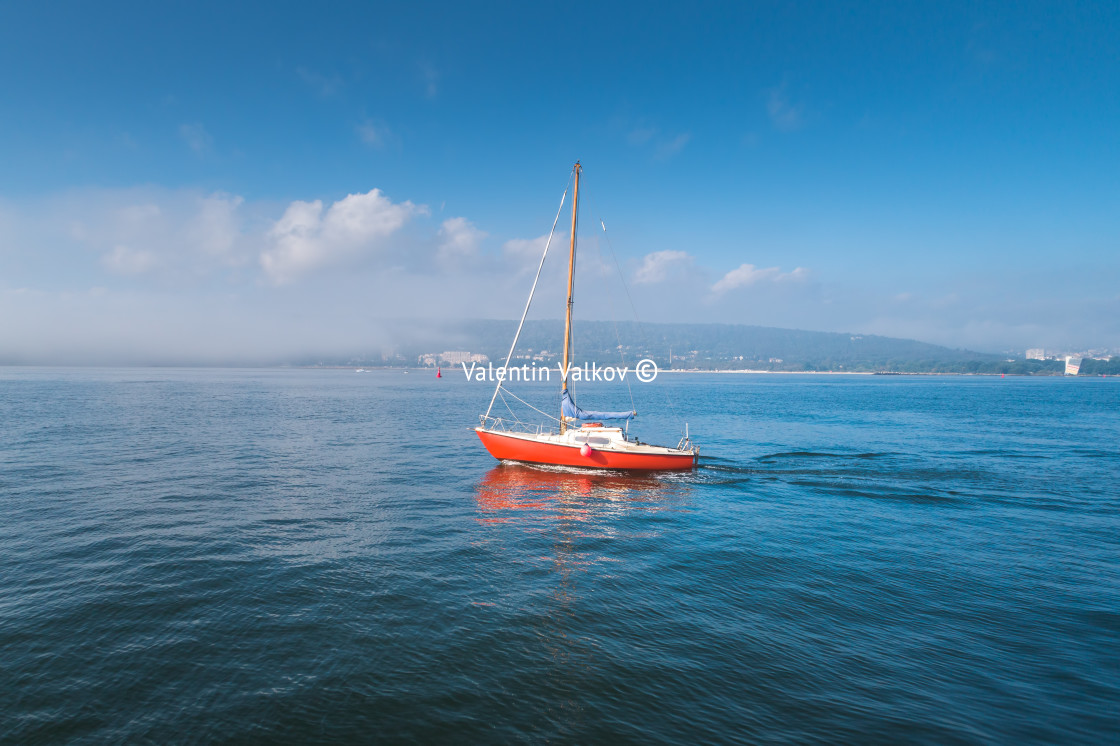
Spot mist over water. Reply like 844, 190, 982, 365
2, 369, 1117, 743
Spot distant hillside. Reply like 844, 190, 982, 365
374, 320, 1066, 375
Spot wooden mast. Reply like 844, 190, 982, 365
560, 161, 581, 434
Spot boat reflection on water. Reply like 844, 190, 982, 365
471, 462, 695, 724
474, 462, 690, 524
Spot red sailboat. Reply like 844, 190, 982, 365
475, 162, 698, 471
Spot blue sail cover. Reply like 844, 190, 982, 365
561, 389, 635, 421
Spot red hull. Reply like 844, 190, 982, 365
476, 429, 697, 471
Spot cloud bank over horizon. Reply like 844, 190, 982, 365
0, 182, 1116, 365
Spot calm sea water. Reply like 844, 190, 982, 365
1, 368, 1117, 744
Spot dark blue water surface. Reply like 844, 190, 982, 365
1, 369, 1117, 744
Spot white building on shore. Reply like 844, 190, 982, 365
418, 351, 489, 366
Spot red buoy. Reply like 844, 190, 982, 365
580, 444, 592, 457
437, 366, 442, 378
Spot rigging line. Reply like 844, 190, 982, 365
588, 228, 636, 413
581, 184, 643, 328
580, 181, 640, 414
503, 387, 561, 423
501, 392, 526, 427
497, 388, 533, 431
484, 168, 574, 420
583, 182, 682, 424
497, 387, 516, 420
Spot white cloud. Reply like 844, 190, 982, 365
503, 234, 548, 260
712, 263, 807, 295
189, 194, 245, 261
356, 119, 392, 148
437, 217, 487, 263
296, 66, 343, 96
627, 127, 656, 146
634, 250, 692, 284
419, 62, 440, 98
779, 267, 808, 282
620, 118, 690, 159
117, 203, 162, 225
102, 245, 156, 275
179, 122, 213, 153
20, 189, 253, 283
767, 84, 804, 132
655, 133, 691, 160
3, 183, 1117, 361
502, 233, 568, 271
261, 189, 426, 284
713, 264, 779, 292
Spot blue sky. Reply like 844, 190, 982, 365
1, 1, 1117, 362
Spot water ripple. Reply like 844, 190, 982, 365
0, 369, 1117, 743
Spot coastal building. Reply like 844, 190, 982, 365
1026, 348, 1046, 360
418, 351, 489, 366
